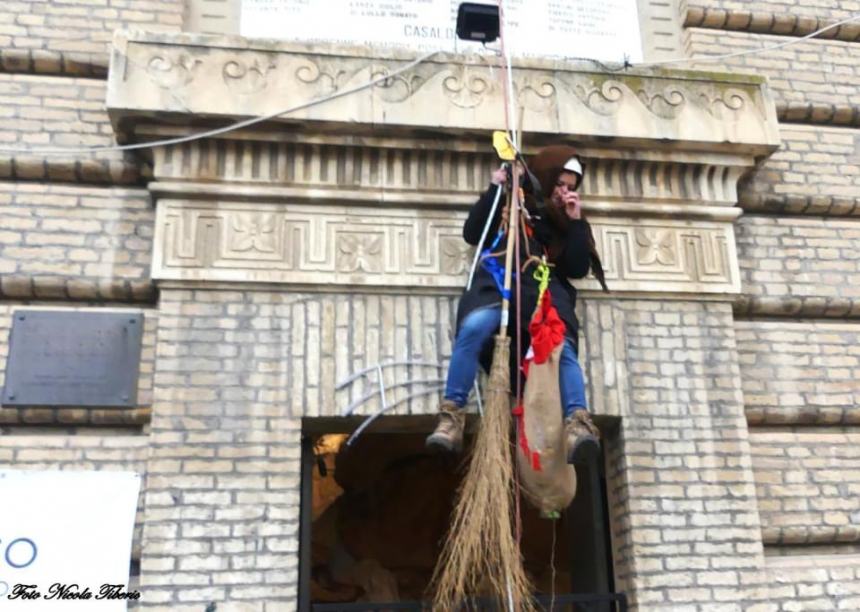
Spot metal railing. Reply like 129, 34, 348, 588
311, 592, 628, 611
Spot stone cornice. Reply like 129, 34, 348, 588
108, 30, 780, 156
150, 180, 742, 221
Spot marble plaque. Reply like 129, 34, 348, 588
240, 0, 643, 63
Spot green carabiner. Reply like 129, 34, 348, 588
533, 258, 550, 303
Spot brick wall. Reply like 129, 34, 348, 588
693, 0, 860, 606
0, 431, 148, 469
685, 28, 860, 125
583, 299, 769, 609
739, 125, 860, 216
764, 556, 860, 610
0, 0, 183, 75
141, 288, 305, 610
0, 73, 141, 183
736, 320, 860, 425
139, 287, 466, 608
0, 0, 170, 604
750, 429, 860, 545
734, 215, 860, 315
0, 182, 155, 301
152, 288, 458, 419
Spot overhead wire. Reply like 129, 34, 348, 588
0, 49, 440, 157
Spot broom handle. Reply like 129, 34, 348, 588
498, 161, 521, 338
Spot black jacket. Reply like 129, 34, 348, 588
456, 184, 593, 376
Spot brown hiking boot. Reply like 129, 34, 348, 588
426, 400, 465, 453
565, 409, 601, 464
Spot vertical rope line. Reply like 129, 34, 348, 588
514, 197, 523, 406
549, 520, 558, 611
496, 0, 514, 145
513, 193, 524, 548
498, 0, 525, 603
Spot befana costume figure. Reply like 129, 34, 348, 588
426, 144, 609, 463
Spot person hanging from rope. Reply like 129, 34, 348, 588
426, 144, 609, 463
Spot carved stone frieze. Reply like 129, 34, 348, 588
152, 200, 740, 295
108, 31, 780, 154
581, 216, 740, 293
152, 200, 471, 287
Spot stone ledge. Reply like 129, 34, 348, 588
0, 48, 109, 79
740, 194, 860, 217
747, 406, 860, 427
151, 181, 743, 221
778, 103, 860, 128
0, 275, 157, 304
0, 407, 151, 427
765, 549, 860, 566
684, 6, 860, 42
733, 296, 860, 319
0, 156, 146, 186
763, 526, 860, 546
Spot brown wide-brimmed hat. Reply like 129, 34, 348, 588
528, 145, 584, 197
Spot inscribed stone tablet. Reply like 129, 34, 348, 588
2, 311, 143, 407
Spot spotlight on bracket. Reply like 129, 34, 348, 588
456, 2, 500, 43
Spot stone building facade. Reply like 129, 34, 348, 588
1, 1, 858, 611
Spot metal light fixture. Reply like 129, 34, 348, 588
455, 2, 500, 43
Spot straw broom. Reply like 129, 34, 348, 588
430, 163, 535, 611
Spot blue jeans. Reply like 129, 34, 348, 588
444, 306, 587, 417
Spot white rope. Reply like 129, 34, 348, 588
465, 183, 504, 291
500, 3, 518, 150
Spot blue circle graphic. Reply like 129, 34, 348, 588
5, 538, 37, 569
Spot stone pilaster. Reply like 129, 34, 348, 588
584, 299, 768, 608
141, 288, 302, 609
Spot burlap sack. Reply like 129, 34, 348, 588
515, 343, 576, 516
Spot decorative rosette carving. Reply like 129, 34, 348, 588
635, 228, 677, 265
637, 86, 686, 119
442, 65, 493, 108
699, 87, 750, 119
223, 57, 276, 95
145, 52, 201, 89
294, 58, 351, 95
338, 234, 384, 273
230, 213, 277, 253
439, 237, 471, 275
517, 76, 557, 113
572, 78, 625, 116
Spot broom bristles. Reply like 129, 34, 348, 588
430, 335, 535, 611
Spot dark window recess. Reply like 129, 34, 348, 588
312, 591, 628, 610
299, 425, 624, 611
